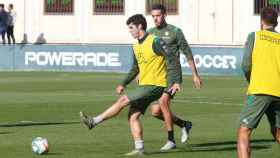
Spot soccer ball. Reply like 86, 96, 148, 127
31, 137, 49, 155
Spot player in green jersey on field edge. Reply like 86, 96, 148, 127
148, 4, 202, 151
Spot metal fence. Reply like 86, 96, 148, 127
254, 0, 280, 14
45, 0, 74, 14
94, 0, 124, 14
146, 0, 178, 14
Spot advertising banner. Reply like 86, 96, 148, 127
0, 44, 243, 75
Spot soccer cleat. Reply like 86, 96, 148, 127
79, 111, 96, 130
160, 141, 176, 151
124, 149, 144, 156
181, 121, 192, 143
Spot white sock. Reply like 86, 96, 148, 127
93, 115, 103, 124
134, 140, 144, 150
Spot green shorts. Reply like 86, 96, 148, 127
126, 85, 165, 116
239, 94, 280, 129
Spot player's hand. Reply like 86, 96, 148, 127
193, 75, 202, 89
169, 83, 181, 95
116, 85, 125, 95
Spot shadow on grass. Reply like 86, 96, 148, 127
0, 131, 12, 134
146, 139, 274, 155
45, 152, 64, 156
191, 139, 274, 147
0, 121, 80, 128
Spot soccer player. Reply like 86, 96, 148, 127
147, 4, 202, 150
80, 14, 181, 156
7, 4, 16, 45
237, 8, 280, 158
0, 4, 8, 44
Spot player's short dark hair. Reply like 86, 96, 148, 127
9, 4, 13, 9
126, 14, 147, 31
0, 4, 4, 8
261, 8, 278, 27
151, 4, 166, 14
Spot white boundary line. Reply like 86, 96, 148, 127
174, 99, 243, 106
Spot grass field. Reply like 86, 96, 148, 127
0, 72, 279, 158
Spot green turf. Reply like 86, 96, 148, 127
0, 72, 279, 158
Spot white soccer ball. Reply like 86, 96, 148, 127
31, 137, 49, 155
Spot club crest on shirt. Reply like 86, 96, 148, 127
161, 31, 171, 40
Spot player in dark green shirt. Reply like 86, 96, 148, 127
147, 4, 203, 151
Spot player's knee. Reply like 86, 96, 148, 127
159, 95, 170, 108
275, 129, 280, 144
274, 130, 280, 144
238, 126, 250, 133
237, 126, 252, 138
129, 114, 137, 122
150, 106, 161, 117
159, 99, 168, 108
117, 96, 129, 107
159, 101, 170, 113
275, 137, 280, 144
128, 112, 140, 122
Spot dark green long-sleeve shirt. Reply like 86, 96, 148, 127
148, 23, 193, 60
121, 33, 182, 87
242, 32, 254, 82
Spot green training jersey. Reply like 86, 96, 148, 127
148, 23, 193, 60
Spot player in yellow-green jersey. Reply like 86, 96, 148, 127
238, 8, 280, 158
80, 14, 181, 156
